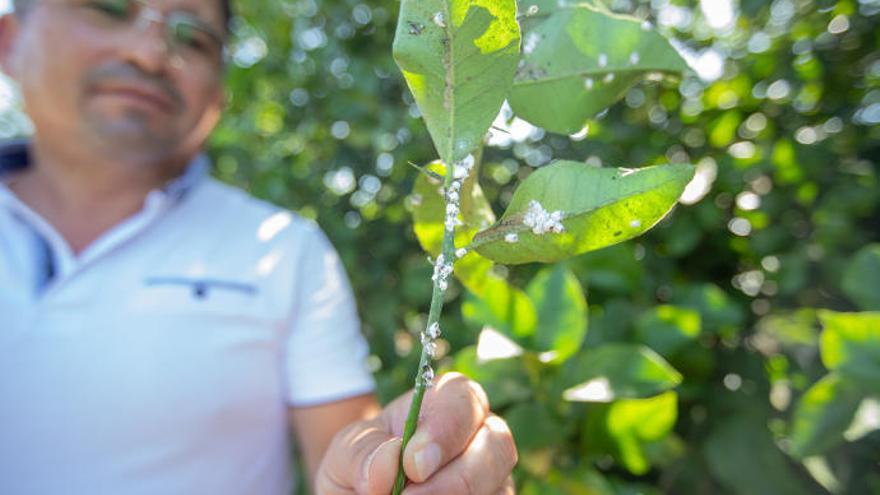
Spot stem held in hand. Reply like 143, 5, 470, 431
392, 157, 472, 494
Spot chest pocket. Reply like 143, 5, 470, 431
128, 275, 274, 325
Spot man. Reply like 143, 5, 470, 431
0, 0, 517, 493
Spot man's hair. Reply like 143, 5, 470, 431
12, 0, 234, 34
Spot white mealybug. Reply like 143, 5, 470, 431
456, 154, 475, 173
432, 254, 453, 292
446, 204, 459, 216
422, 365, 435, 387
630, 219, 642, 228
452, 155, 475, 181
603, 73, 615, 83
641, 20, 652, 31
549, 211, 565, 233
431, 254, 444, 279
598, 53, 608, 67
428, 322, 441, 339
424, 341, 437, 358
629, 52, 640, 65
447, 190, 459, 203
523, 32, 541, 55
432, 12, 445, 28
456, 248, 468, 259
505, 232, 519, 243
584, 77, 594, 90
522, 200, 565, 235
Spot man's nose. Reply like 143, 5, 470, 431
120, 17, 176, 74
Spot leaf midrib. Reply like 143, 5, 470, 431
442, 0, 456, 163
513, 66, 682, 87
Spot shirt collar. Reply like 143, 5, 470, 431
0, 139, 210, 202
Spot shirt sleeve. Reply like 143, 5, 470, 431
283, 224, 376, 407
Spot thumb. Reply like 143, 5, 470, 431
317, 420, 402, 495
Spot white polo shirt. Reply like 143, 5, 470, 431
0, 142, 376, 494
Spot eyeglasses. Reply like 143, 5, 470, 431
65, 0, 226, 67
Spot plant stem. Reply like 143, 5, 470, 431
392, 174, 457, 495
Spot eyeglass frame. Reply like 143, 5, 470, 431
49, 0, 229, 69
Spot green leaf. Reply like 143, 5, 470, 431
634, 305, 701, 358
705, 413, 814, 495
790, 373, 863, 458
505, 401, 567, 451
393, 0, 520, 164
819, 311, 880, 391
755, 309, 819, 347
561, 344, 682, 402
472, 162, 694, 265
606, 391, 678, 475
842, 244, 880, 310
448, 346, 532, 408
462, 275, 537, 339
672, 283, 745, 336
509, 3, 689, 134
526, 264, 588, 361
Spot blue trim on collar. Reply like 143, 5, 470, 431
0, 139, 31, 177
0, 139, 209, 196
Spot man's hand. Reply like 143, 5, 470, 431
315, 373, 518, 495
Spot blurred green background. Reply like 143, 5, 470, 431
1, 0, 879, 493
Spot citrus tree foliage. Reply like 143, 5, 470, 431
188, 0, 879, 493
390, 1, 693, 491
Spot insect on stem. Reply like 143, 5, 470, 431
391, 154, 474, 495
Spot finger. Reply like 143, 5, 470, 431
400, 373, 491, 482
401, 415, 518, 495
495, 477, 516, 495
316, 419, 402, 495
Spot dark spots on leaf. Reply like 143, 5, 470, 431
515, 62, 547, 81
614, 231, 622, 237
408, 21, 424, 35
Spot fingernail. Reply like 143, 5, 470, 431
363, 437, 400, 485
413, 441, 442, 480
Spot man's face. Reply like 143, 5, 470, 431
1, 0, 227, 164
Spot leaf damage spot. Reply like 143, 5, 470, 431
408, 21, 424, 35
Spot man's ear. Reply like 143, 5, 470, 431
0, 14, 21, 78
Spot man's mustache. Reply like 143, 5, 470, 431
84, 63, 184, 110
